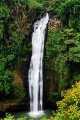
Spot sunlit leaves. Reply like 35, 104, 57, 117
53, 82, 80, 120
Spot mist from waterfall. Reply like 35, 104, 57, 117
28, 13, 49, 116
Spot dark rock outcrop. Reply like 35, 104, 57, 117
48, 16, 63, 30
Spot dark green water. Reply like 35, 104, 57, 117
13, 110, 53, 120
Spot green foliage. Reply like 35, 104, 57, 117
12, 84, 26, 101
72, 73, 80, 84
55, 0, 80, 30
46, 0, 80, 105
0, 70, 13, 95
49, 92, 60, 105
4, 113, 27, 120
0, 0, 46, 97
46, 28, 80, 92
45, 29, 62, 70
53, 82, 80, 120
0, 0, 32, 96
47, 0, 64, 14
0, 2, 11, 22
4, 113, 14, 120
40, 117, 49, 120
0, 25, 4, 39
47, 0, 80, 30
28, 0, 43, 8
60, 29, 80, 63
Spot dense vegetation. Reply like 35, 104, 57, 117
0, 0, 80, 119
53, 82, 80, 120
44, 0, 80, 119
45, 0, 80, 97
0, 0, 43, 98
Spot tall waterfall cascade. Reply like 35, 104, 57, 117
28, 13, 49, 116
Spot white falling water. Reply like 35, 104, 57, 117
28, 13, 49, 116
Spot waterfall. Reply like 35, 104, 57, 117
28, 13, 49, 116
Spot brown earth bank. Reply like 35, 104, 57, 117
0, 100, 28, 113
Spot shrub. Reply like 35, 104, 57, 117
0, 70, 13, 95
53, 82, 80, 120
12, 84, 26, 101
56, 0, 80, 30
4, 113, 27, 120
40, 117, 49, 120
